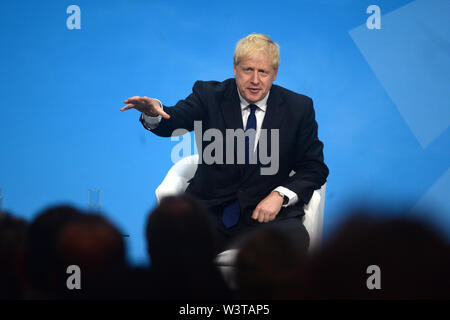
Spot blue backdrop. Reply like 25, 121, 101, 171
1, 0, 449, 265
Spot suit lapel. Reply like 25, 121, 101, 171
220, 80, 246, 175
219, 81, 286, 182
220, 81, 285, 132
241, 85, 286, 182
220, 79, 244, 131
261, 85, 285, 132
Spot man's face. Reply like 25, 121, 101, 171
233, 51, 278, 103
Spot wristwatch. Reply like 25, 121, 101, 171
276, 191, 289, 205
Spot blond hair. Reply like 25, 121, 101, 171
233, 33, 280, 70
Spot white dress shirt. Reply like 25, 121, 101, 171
141, 88, 299, 207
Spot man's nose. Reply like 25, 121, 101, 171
251, 71, 260, 84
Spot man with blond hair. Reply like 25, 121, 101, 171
121, 33, 329, 251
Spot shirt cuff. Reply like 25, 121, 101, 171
141, 99, 163, 130
274, 186, 298, 207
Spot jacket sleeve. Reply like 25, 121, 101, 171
140, 81, 207, 137
281, 98, 329, 205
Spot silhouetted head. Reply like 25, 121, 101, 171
56, 213, 127, 299
24, 205, 84, 297
145, 195, 232, 299
302, 210, 450, 299
235, 227, 307, 299
146, 195, 217, 272
0, 211, 28, 299
57, 214, 126, 275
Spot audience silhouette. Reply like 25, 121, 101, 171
234, 227, 308, 299
57, 214, 128, 299
0, 212, 28, 299
1, 202, 449, 300
298, 210, 450, 300
23, 205, 84, 299
145, 195, 233, 299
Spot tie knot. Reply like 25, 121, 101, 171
248, 104, 257, 114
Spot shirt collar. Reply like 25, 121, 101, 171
237, 88, 269, 112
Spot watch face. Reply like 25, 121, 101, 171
278, 191, 287, 204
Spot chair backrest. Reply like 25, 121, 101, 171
155, 154, 326, 249
302, 183, 326, 250
155, 154, 199, 203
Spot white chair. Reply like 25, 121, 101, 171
155, 154, 327, 288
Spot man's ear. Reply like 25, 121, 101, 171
273, 67, 278, 81
233, 63, 237, 77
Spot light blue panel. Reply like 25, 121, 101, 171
349, 0, 450, 148
413, 168, 450, 238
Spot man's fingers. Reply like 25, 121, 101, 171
252, 208, 259, 220
120, 104, 135, 111
253, 207, 268, 222
258, 214, 265, 223
125, 97, 145, 105
252, 206, 276, 223
267, 212, 275, 222
124, 96, 140, 103
262, 211, 276, 223
122, 96, 170, 119
158, 109, 171, 119
256, 209, 265, 223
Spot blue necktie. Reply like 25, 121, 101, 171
221, 104, 258, 228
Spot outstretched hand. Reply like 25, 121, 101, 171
120, 96, 170, 119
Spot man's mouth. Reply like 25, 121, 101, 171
248, 88, 261, 94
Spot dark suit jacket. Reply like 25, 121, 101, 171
141, 78, 329, 224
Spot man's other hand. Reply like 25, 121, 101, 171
252, 191, 284, 223
120, 96, 170, 119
